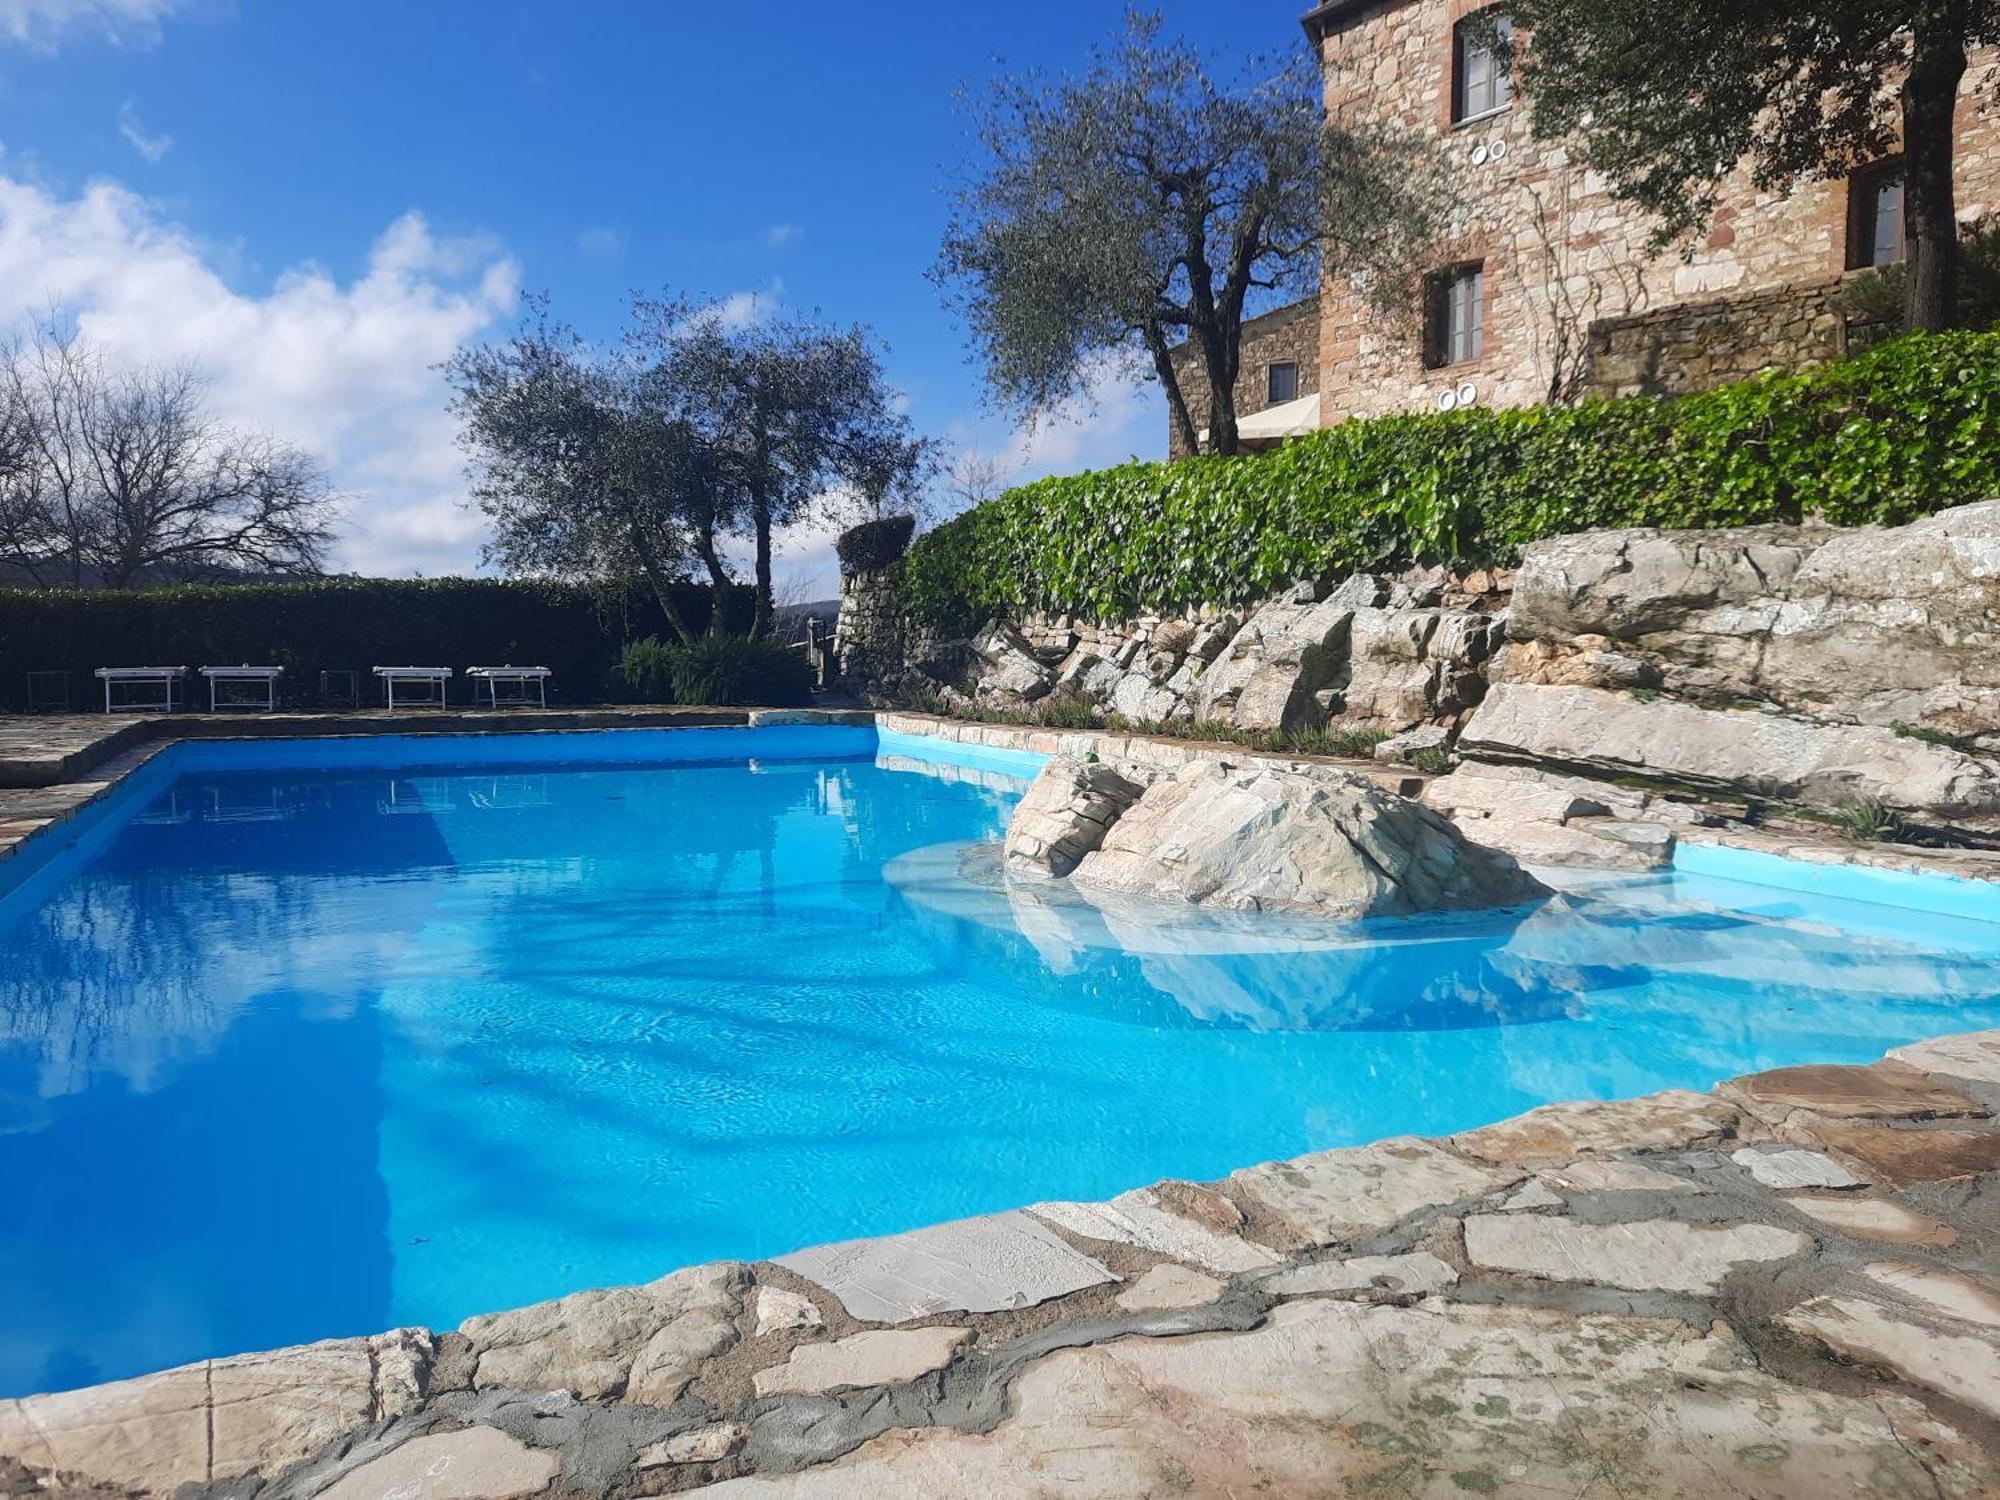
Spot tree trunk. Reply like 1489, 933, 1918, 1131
691, 530, 733, 636
1902, 4, 1968, 331
628, 526, 697, 645
1193, 315, 1241, 457
750, 495, 774, 640
1144, 326, 1203, 458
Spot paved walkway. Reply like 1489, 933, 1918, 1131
2, 1032, 1995, 1499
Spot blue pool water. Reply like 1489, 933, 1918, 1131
2, 726, 1999, 1397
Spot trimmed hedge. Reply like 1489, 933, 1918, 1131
835, 514, 917, 574
0, 577, 754, 711
903, 332, 2000, 632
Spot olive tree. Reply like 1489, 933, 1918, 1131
1496, 0, 2000, 331
444, 298, 726, 644
640, 304, 930, 637
935, 9, 1445, 457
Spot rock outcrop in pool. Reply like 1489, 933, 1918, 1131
1005, 756, 1548, 919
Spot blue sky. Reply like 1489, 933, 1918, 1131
0, 0, 1296, 591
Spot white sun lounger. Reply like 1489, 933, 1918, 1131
200, 664, 284, 713
466, 665, 552, 709
94, 665, 188, 714
373, 666, 453, 712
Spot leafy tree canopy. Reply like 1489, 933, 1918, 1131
1498, 0, 2000, 329
935, 8, 1445, 457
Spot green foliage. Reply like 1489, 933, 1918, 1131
0, 577, 753, 711
903, 332, 2000, 628
611, 633, 814, 708
608, 635, 680, 703
835, 514, 917, 575
1833, 221, 2000, 332
1409, 746, 1455, 775
934, 9, 1445, 455
1833, 796, 1905, 843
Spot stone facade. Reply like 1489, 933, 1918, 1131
1165, 295, 1321, 458
1304, 0, 2000, 421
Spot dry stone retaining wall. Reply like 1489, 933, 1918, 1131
846, 501, 2000, 829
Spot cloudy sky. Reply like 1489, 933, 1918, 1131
0, 0, 1278, 596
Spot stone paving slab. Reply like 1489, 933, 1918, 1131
1028, 1187, 1285, 1273
774, 1211, 1116, 1323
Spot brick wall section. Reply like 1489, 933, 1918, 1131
1166, 296, 1321, 458
1311, 0, 2000, 422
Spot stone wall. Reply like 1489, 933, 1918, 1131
833, 564, 906, 692
845, 502, 2000, 825
1579, 279, 1892, 401
1308, 0, 2000, 422
1166, 296, 1322, 458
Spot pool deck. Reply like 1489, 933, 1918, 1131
0, 1032, 1994, 1498
0, 710, 1997, 1496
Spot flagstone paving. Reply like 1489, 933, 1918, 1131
0, 1033, 1995, 1499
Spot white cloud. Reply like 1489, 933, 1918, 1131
706, 280, 783, 330
0, 172, 520, 575
575, 225, 624, 261
766, 223, 802, 250
116, 100, 170, 162
0, 0, 188, 49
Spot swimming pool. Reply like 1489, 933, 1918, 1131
2, 724, 1997, 1397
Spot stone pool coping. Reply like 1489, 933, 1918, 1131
1, 1031, 1995, 1497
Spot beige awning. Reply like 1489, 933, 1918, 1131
1201, 393, 1323, 449
1237, 391, 1322, 441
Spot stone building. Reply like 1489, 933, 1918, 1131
1165, 295, 1322, 459
1163, 2, 2000, 451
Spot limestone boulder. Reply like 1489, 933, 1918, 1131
1052, 651, 1124, 708
969, 620, 1054, 706
1004, 758, 1149, 879
1192, 598, 1354, 732
1504, 503, 2000, 733
1762, 500, 2000, 729
1509, 522, 1827, 654
1069, 760, 1549, 919
1461, 683, 2000, 818
1108, 670, 1179, 725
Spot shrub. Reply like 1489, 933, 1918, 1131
1831, 221, 2000, 332
903, 331, 2000, 629
0, 577, 755, 710
609, 636, 680, 703
613, 633, 816, 708
835, 514, 918, 575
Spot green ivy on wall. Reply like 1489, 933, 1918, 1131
903, 332, 2000, 633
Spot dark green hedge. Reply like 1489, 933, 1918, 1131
835, 514, 916, 574
0, 577, 754, 710
904, 332, 2000, 632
